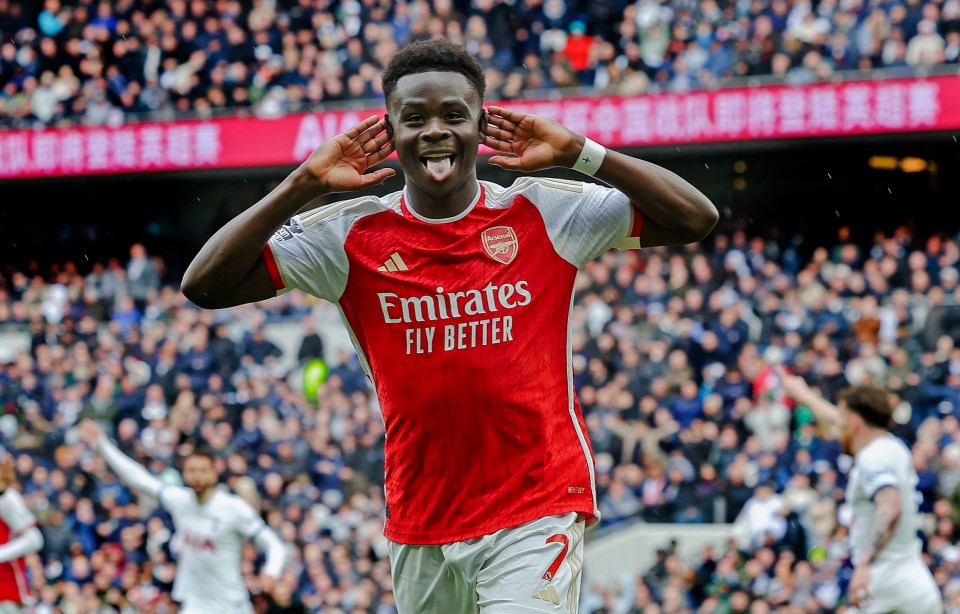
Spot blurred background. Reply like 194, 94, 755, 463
1, 0, 960, 612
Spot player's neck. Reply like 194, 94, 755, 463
404, 179, 480, 220
196, 486, 216, 504
851, 428, 887, 455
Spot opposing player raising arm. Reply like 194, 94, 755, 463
775, 368, 942, 613
79, 420, 286, 614
770, 366, 844, 440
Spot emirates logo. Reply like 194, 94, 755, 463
481, 226, 518, 265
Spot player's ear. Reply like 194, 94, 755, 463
384, 115, 394, 144
478, 109, 487, 134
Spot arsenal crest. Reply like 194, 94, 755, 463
481, 226, 518, 265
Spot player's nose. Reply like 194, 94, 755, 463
420, 117, 450, 141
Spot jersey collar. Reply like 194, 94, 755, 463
401, 182, 483, 224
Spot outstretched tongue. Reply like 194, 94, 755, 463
425, 157, 453, 182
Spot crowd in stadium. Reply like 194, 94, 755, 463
1, 222, 960, 612
1, 0, 960, 128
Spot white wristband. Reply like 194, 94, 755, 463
571, 138, 606, 176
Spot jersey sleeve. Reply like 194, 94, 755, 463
858, 446, 900, 500
0, 490, 36, 534
262, 196, 392, 302
261, 212, 346, 302
231, 497, 268, 539
521, 178, 642, 269
157, 486, 194, 514
230, 497, 286, 576
255, 528, 287, 578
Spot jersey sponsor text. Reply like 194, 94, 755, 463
265, 179, 641, 543
378, 280, 530, 354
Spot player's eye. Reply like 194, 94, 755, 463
404, 114, 423, 124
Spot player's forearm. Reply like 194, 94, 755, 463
798, 393, 844, 438
254, 528, 287, 578
181, 167, 328, 307
862, 487, 902, 565
97, 435, 163, 497
593, 150, 718, 245
0, 527, 43, 563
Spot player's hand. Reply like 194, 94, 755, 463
772, 365, 813, 405
848, 564, 871, 607
300, 115, 396, 193
78, 419, 103, 447
259, 573, 276, 596
484, 106, 585, 172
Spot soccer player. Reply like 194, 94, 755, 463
0, 455, 43, 613
181, 39, 718, 613
775, 367, 942, 613
78, 420, 286, 614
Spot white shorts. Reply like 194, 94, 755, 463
861, 560, 942, 614
389, 512, 585, 614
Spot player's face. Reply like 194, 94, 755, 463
182, 456, 217, 494
386, 71, 484, 203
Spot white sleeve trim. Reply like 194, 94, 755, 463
863, 470, 899, 500
267, 194, 397, 302
0, 526, 42, 563
500, 177, 634, 268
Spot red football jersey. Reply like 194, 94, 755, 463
265, 177, 643, 544
0, 490, 35, 604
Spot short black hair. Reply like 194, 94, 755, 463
837, 385, 892, 429
184, 444, 216, 464
381, 39, 486, 106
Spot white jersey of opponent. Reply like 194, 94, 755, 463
97, 436, 285, 613
160, 487, 269, 611
845, 435, 942, 613
845, 434, 923, 567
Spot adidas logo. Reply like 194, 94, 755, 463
377, 252, 409, 273
531, 584, 560, 606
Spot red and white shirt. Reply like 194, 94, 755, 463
0, 489, 36, 604
265, 177, 643, 544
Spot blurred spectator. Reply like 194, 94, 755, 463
125, 243, 160, 312
296, 319, 325, 364
733, 482, 787, 550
